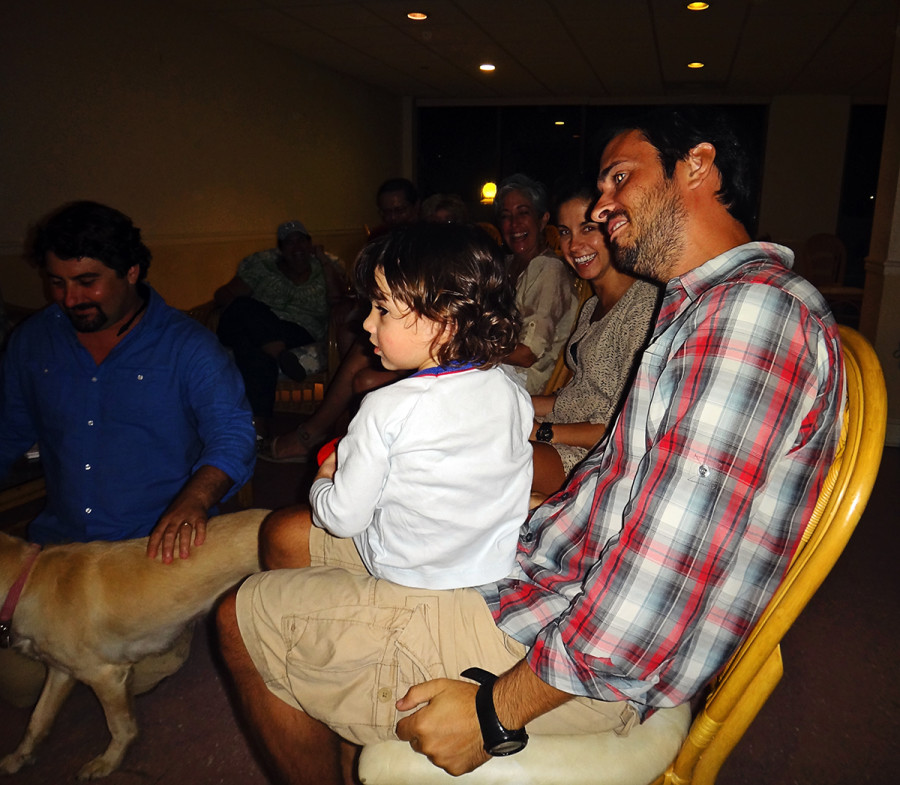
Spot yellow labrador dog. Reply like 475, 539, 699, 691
0, 508, 268, 780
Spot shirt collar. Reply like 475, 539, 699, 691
669, 241, 794, 305
411, 362, 478, 378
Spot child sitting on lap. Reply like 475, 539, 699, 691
309, 222, 533, 590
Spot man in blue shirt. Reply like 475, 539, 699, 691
0, 200, 257, 706
1, 200, 256, 555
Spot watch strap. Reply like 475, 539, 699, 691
461, 667, 529, 756
535, 421, 554, 443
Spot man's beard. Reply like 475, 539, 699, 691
610, 180, 687, 282
65, 304, 108, 333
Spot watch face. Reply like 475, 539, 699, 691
489, 739, 527, 756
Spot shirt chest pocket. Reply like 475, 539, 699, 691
26, 360, 182, 431
106, 365, 185, 429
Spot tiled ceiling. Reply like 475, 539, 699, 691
173, 0, 899, 103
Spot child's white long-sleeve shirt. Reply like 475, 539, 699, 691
310, 364, 533, 589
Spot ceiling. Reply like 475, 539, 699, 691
173, 0, 899, 104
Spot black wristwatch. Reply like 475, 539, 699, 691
535, 421, 554, 444
461, 667, 529, 756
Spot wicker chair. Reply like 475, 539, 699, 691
357, 325, 887, 785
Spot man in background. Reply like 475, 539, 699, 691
214, 220, 347, 436
367, 177, 419, 240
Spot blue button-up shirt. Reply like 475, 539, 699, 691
0, 287, 256, 543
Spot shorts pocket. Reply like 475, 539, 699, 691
281, 596, 445, 746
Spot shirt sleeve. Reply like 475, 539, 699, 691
309, 387, 404, 537
235, 252, 266, 291
526, 283, 840, 705
517, 256, 577, 361
178, 325, 257, 497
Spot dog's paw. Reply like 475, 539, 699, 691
76, 755, 119, 780
0, 749, 35, 775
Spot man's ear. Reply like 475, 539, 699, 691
683, 142, 718, 191
126, 264, 140, 285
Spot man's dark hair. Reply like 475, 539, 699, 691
596, 108, 756, 231
355, 223, 519, 369
32, 201, 152, 280
376, 177, 419, 206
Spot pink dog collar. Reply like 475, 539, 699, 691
0, 542, 41, 649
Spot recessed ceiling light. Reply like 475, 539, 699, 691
687, 61, 705, 69
687, 2, 709, 10
479, 63, 495, 72
555, 121, 565, 126
408, 12, 428, 21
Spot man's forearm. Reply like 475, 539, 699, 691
492, 659, 572, 730
175, 464, 235, 511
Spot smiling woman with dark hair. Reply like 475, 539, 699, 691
529, 174, 661, 496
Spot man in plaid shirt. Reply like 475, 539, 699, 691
218, 109, 844, 783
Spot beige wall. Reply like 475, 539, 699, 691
0, 0, 400, 310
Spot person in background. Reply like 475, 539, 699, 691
216, 108, 843, 784
214, 220, 348, 437
0, 200, 256, 707
367, 177, 420, 240
420, 193, 469, 224
529, 174, 660, 495
495, 173, 580, 394
259, 178, 422, 463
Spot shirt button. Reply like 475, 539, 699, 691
88, 420, 94, 426
85, 507, 92, 514
522, 532, 534, 543
91, 377, 98, 382
377, 688, 392, 703
699, 465, 710, 477
85, 464, 91, 471
137, 374, 144, 380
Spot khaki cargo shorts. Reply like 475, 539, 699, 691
235, 527, 635, 746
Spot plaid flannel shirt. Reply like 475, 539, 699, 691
477, 242, 844, 716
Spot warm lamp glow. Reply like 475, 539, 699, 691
407, 12, 428, 20
481, 182, 497, 204
687, 61, 705, 69
479, 63, 496, 72
687, 2, 709, 9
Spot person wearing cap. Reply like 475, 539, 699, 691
214, 221, 348, 435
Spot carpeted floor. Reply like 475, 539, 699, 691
1, 435, 897, 784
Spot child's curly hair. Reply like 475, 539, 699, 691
355, 222, 520, 369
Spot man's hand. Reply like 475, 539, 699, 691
146, 466, 234, 563
147, 498, 208, 564
395, 677, 489, 776
395, 662, 572, 775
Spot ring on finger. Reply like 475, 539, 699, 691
180, 521, 192, 528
